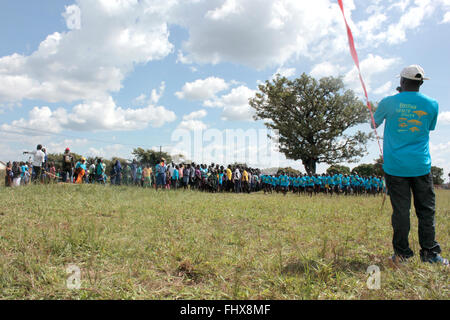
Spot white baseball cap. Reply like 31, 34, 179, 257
399, 65, 430, 81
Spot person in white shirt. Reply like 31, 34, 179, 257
23, 144, 45, 182
233, 166, 242, 193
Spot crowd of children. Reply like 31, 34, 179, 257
3, 146, 385, 196
260, 172, 385, 196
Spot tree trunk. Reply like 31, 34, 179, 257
302, 158, 317, 175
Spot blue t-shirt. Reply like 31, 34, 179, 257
279, 175, 289, 187
270, 177, 276, 186
374, 92, 438, 177
76, 162, 87, 171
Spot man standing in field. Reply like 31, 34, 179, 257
155, 158, 167, 190
23, 144, 45, 183
374, 65, 447, 266
62, 147, 74, 183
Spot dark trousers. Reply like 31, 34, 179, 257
32, 166, 41, 182
62, 169, 71, 183
234, 180, 241, 193
385, 173, 441, 259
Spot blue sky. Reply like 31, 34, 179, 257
1, 0, 449, 179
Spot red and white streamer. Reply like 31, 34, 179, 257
337, 0, 383, 158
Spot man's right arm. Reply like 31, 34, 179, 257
372, 99, 387, 129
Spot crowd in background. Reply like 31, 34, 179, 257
3, 145, 385, 196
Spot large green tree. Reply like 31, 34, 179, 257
250, 73, 372, 174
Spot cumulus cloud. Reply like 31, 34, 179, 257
133, 94, 148, 106
183, 109, 208, 121
442, 11, 450, 23
205, 0, 244, 20
177, 109, 208, 131
357, 0, 437, 46
150, 81, 166, 104
343, 54, 400, 95
2, 0, 449, 107
62, 5, 82, 30
1, 96, 177, 133
373, 81, 393, 96
177, 119, 209, 131
0, 0, 175, 104
175, 77, 229, 101
272, 67, 297, 79
172, 0, 352, 68
438, 111, 450, 125
86, 144, 130, 160
310, 62, 346, 79
215, 86, 256, 121
132, 81, 166, 106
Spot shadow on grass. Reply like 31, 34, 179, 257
282, 258, 371, 276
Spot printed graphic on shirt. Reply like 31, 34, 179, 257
396, 103, 427, 133
413, 110, 427, 118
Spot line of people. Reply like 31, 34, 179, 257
260, 172, 385, 196
4, 145, 385, 197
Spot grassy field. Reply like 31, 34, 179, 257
0, 183, 448, 300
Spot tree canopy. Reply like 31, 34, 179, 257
277, 167, 301, 176
46, 153, 83, 170
351, 164, 376, 177
326, 165, 350, 175
249, 73, 372, 174
131, 148, 172, 167
431, 166, 444, 185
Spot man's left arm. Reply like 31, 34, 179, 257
429, 101, 439, 131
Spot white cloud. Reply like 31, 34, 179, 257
62, 5, 82, 30
310, 62, 346, 79
47, 139, 89, 154
177, 119, 209, 131
133, 94, 147, 106
2, 0, 447, 106
442, 11, 450, 23
205, 0, 243, 21
1, 96, 177, 133
150, 81, 166, 104
175, 77, 229, 101
343, 54, 400, 95
438, 111, 450, 125
67, 96, 177, 131
176, 50, 193, 65
218, 86, 256, 121
430, 141, 450, 177
272, 67, 297, 79
133, 81, 166, 106
0, 0, 175, 104
86, 144, 129, 160
172, 0, 351, 69
183, 109, 208, 121
373, 81, 393, 96
380, 0, 436, 45
177, 109, 208, 131
388, 0, 412, 13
